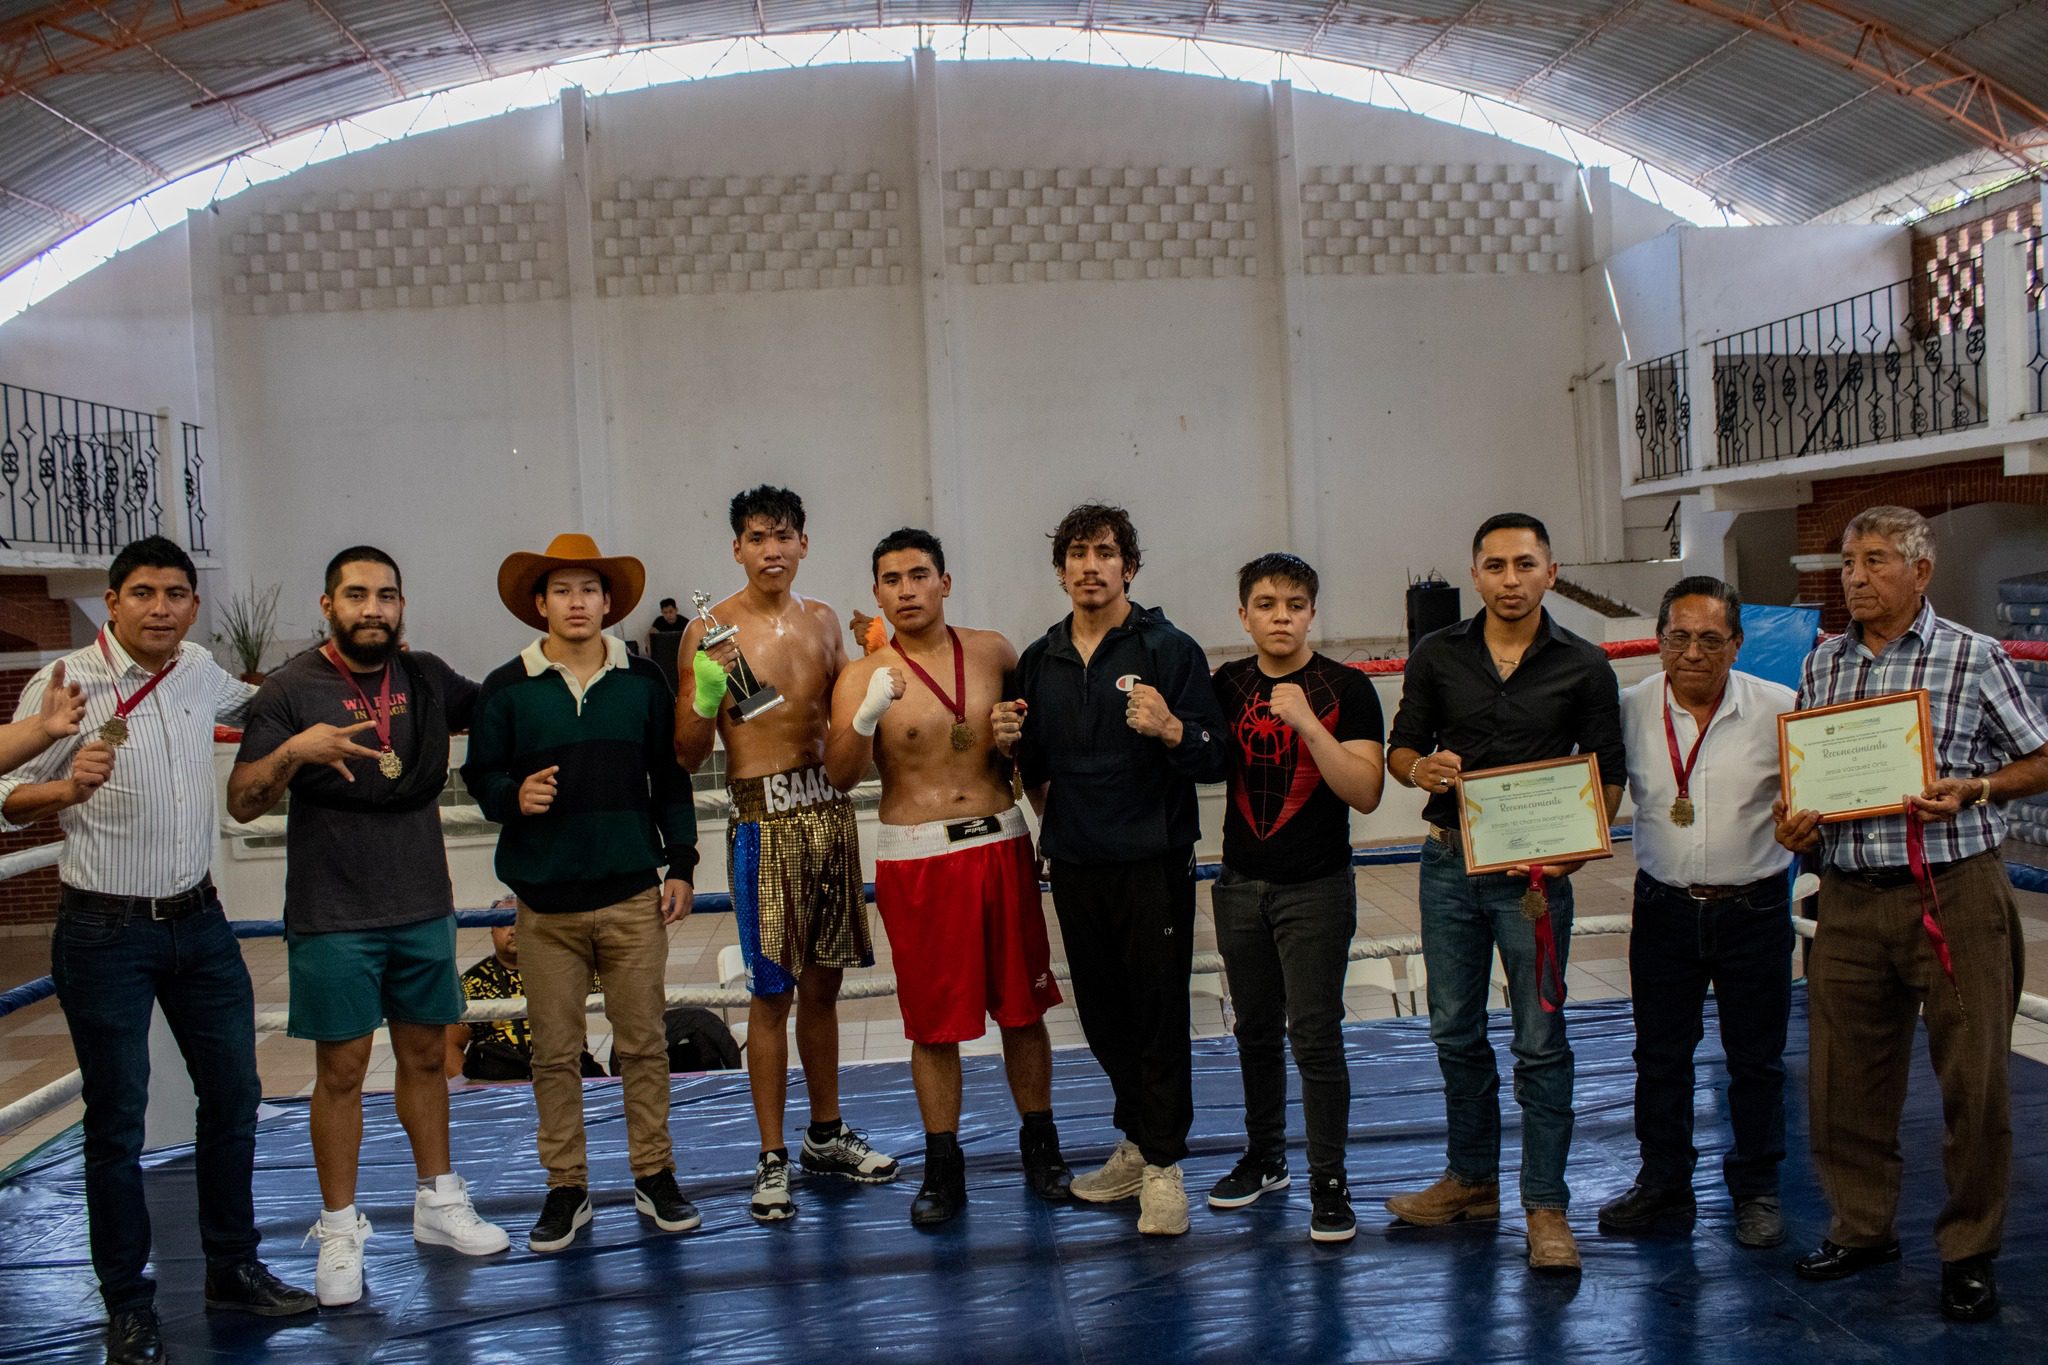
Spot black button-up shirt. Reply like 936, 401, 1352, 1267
1387, 608, 1626, 828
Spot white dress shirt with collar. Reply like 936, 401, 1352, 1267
0, 632, 256, 897
1622, 667, 1796, 890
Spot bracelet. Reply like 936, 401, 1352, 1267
1978, 777, 1993, 807
1408, 756, 1426, 788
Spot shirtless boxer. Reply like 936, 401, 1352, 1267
824, 529, 1072, 1227
677, 485, 897, 1222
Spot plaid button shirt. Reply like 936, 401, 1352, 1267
1798, 598, 2048, 872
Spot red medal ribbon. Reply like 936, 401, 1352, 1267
96, 626, 178, 721
1903, 816, 1957, 989
1529, 865, 1566, 1015
320, 643, 395, 754
888, 627, 967, 725
1661, 679, 1725, 804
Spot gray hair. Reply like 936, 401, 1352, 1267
1842, 505, 1936, 565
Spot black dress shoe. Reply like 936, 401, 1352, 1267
1596, 1183, 1697, 1234
104, 1305, 162, 1365
204, 1260, 318, 1316
1941, 1256, 1998, 1321
911, 1144, 967, 1228
1793, 1237, 1902, 1281
1734, 1196, 1785, 1249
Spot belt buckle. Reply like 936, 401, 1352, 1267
147, 895, 177, 921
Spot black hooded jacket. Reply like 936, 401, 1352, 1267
1013, 602, 1228, 865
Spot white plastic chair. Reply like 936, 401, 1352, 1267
1401, 954, 1430, 1017
1343, 956, 1404, 1015
1190, 971, 1232, 1035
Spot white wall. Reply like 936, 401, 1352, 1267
3, 57, 1725, 675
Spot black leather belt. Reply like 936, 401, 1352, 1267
59, 877, 215, 922
1831, 862, 1953, 891
1641, 872, 1784, 903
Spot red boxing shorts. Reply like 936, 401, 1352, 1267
874, 807, 1062, 1045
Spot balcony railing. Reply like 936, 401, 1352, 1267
1630, 350, 1691, 482
0, 382, 211, 557
1707, 264, 1986, 468
2029, 233, 2046, 417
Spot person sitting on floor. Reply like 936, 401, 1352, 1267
444, 909, 604, 1083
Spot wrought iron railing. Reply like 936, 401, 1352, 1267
1631, 350, 1691, 481
181, 421, 211, 552
0, 383, 174, 554
1708, 264, 1987, 467
2028, 233, 2046, 417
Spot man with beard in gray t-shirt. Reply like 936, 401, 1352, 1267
228, 547, 509, 1309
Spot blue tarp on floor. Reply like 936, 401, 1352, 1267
0, 988, 2041, 1363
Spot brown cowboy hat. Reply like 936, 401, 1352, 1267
496, 533, 646, 632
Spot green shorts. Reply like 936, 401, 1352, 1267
286, 916, 464, 1042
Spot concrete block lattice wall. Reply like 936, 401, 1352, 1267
1301, 164, 1572, 276
593, 173, 908, 295
222, 187, 558, 314
945, 167, 1258, 284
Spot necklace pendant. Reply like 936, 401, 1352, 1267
1520, 884, 1548, 923
1670, 796, 1695, 827
949, 721, 974, 752
98, 715, 129, 747
378, 749, 404, 780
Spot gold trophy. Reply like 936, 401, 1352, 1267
692, 590, 784, 723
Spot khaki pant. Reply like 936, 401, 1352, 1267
518, 889, 673, 1187
1809, 853, 2024, 1261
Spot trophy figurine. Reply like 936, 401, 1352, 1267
692, 590, 785, 723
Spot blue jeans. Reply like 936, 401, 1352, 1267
1417, 837, 1576, 1210
49, 891, 262, 1311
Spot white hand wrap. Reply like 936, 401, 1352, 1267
853, 667, 897, 736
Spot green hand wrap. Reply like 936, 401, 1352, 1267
691, 650, 730, 719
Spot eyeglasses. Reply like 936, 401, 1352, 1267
1658, 631, 1733, 656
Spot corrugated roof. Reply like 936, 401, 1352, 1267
3, 0, 2044, 277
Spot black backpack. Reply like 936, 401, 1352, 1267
608, 1006, 742, 1075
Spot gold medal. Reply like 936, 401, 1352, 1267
1520, 884, 1548, 923
98, 715, 128, 747
378, 749, 403, 780
950, 721, 974, 752
1670, 796, 1695, 827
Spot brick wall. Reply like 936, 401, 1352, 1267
1793, 459, 2048, 631
0, 666, 61, 925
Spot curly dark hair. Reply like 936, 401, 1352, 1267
729, 485, 806, 537
1049, 503, 1140, 577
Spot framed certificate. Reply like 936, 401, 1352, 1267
1454, 754, 1614, 876
1778, 689, 1934, 823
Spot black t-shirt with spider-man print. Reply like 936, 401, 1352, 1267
1215, 653, 1384, 884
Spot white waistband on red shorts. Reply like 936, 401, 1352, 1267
875, 806, 1028, 862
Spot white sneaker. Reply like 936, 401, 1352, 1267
1069, 1140, 1146, 1203
414, 1175, 510, 1256
302, 1213, 370, 1307
1137, 1164, 1190, 1236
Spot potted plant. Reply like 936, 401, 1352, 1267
215, 582, 281, 683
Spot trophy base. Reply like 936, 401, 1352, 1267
730, 686, 785, 724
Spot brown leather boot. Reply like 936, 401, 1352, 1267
1525, 1208, 1581, 1272
1384, 1174, 1500, 1227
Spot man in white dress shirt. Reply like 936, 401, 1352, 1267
0, 537, 315, 1365
1596, 576, 1795, 1251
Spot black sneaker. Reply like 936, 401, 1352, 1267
202, 1261, 317, 1317
1020, 1120, 1073, 1201
1309, 1175, 1356, 1244
528, 1185, 592, 1253
104, 1305, 163, 1364
800, 1123, 900, 1183
1207, 1153, 1290, 1209
633, 1169, 703, 1233
911, 1145, 968, 1228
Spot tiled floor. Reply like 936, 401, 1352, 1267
5, 842, 2047, 1172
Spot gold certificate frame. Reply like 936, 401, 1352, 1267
1454, 754, 1613, 876
1778, 689, 1934, 823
